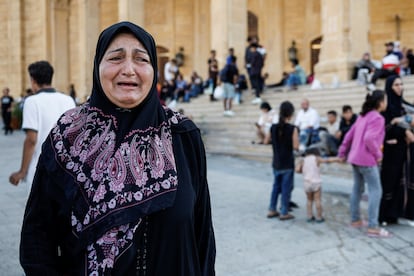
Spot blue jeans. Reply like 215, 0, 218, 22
269, 169, 294, 215
286, 74, 300, 87
350, 165, 382, 228
299, 128, 320, 148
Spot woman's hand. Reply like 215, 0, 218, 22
391, 117, 403, 125
338, 157, 346, 163
406, 129, 414, 144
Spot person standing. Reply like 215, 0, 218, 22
208, 50, 219, 102
9, 61, 75, 192
1, 87, 14, 135
220, 56, 239, 116
379, 75, 414, 226
19, 21, 215, 275
249, 43, 264, 104
267, 101, 299, 220
338, 90, 391, 237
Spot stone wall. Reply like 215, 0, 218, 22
369, 0, 414, 61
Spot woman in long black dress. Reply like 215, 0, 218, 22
20, 21, 215, 275
379, 75, 414, 225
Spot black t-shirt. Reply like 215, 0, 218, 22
1, 95, 13, 112
339, 114, 357, 143
271, 123, 295, 170
220, 64, 238, 83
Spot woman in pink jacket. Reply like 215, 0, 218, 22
338, 90, 391, 238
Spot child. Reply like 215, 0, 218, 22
267, 101, 299, 220
299, 147, 337, 223
338, 90, 391, 238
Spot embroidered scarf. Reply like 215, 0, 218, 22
49, 22, 182, 275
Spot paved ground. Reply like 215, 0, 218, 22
1, 131, 413, 275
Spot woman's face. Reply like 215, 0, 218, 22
378, 95, 388, 112
392, 78, 404, 96
99, 33, 154, 108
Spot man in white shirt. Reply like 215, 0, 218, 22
294, 98, 320, 150
164, 58, 178, 85
9, 61, 75, 193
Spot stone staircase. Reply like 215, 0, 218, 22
176, 76, 414, 176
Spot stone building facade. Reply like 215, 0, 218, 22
1, 0, 413, 99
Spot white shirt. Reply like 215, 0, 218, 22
326, 121, 339, 135
22, 91, 75, 192
257, 109, 278, 133
294, 107, 320, 130
164, 61, 178, 82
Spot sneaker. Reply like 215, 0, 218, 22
226, 110, 235, 117
223, 111, 229, 116
251, 97, 262, 104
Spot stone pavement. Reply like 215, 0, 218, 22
0, 131, 413, 275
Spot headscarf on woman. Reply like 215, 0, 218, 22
20, 22, 215, 275
383, 75, 405, 124
380, 75, 414, 224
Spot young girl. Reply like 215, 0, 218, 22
299, 147, 337, 223
338, 90, 391, 237
267, 101, 299, 220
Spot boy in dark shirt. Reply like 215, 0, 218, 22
336, 105, 357, 144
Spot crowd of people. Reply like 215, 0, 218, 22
353, 41, 414, 92
264, 74, 414, 239
158, 35, 311, 117
1, 20, 414, 273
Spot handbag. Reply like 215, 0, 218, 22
205, 83, 213, 95
213, 85, 224, 100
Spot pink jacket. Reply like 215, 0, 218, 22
338, 110, 384, 166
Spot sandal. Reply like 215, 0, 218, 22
306, 216, 315, 223
315, 217, 325, 223
279, 214, 295, 221
267, 211, 280, 218
367, 228, 392, 238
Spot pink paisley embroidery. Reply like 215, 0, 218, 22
148, 135, 165, 179
108, 150, 127, 193
93, 184, 107, 203
86, 221, 141, 275
161, 126, 175, 168
130, 136, 149, 187
51, 105, 183, 273
91, 139, 114, 182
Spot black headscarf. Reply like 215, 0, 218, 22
89, 21, 164, 136
384, 75, 405, 124
48, 21, 182, 274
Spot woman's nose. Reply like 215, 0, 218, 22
121, 59, 135, 76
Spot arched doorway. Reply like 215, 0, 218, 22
247, 11, 258, 39
310, 36, 322, 75
157, 46, 169, 84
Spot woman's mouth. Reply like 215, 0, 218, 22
118, 82, 138, 87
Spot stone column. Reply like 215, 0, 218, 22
50, 0, 70, 93
118, 0, 145, 26
314, 0, 369, 84
210, 0, 247, 70
75, 0, 100, 100
0, 0, 24, 97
